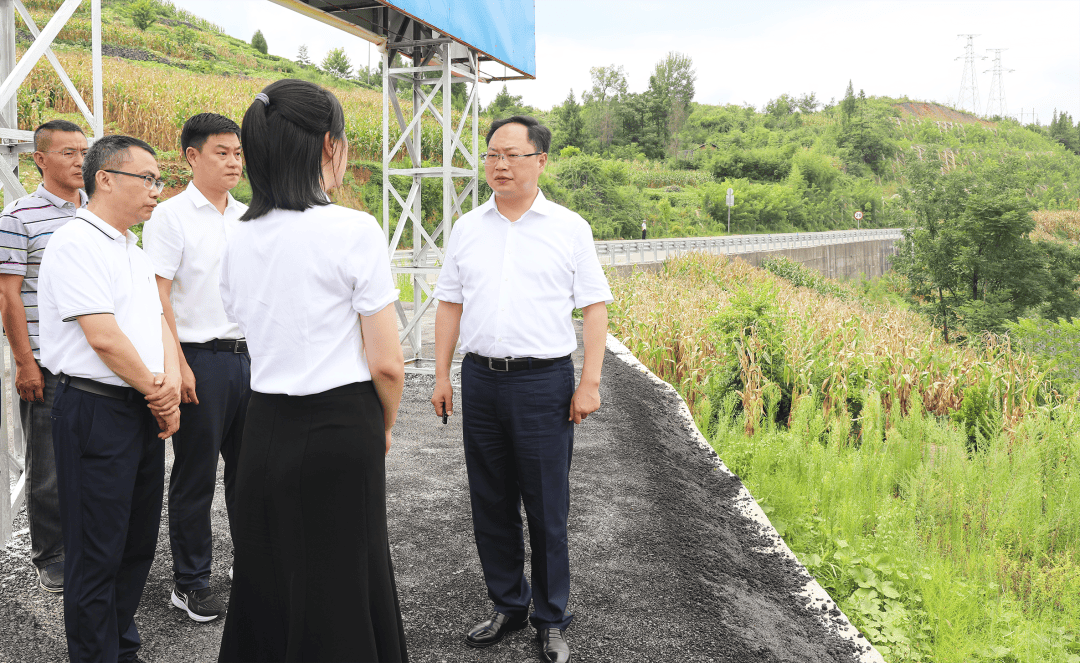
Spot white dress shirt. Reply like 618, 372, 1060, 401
38, 209, 164, 387
143, 181, 246, 343
219, 204, 398, 396
433, 190, 613, 359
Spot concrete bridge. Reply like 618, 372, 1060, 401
596, 228, 903, 279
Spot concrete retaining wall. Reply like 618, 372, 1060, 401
610, 238, 899, 280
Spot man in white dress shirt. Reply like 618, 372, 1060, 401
38, 134, 181, 663
143, 113, 249, 623
431, 116, 612, 663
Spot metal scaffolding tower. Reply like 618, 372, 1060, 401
984, 48, 1013, 119
381, 16, 479, 372
955, 34, 985, 116
0, 0, 104, 545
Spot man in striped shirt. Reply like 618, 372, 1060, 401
0, 119, 88, 593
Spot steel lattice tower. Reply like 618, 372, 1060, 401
984, 49, 1014, 119
955, 34, 986, 115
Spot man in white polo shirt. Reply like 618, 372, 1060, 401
431, 116, 612, 663
143, 112, 248, 623
0, 119, 87, 593
38, 134, 181, 663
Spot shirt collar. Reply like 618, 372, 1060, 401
76, 208, 127, 242
35, 183, 88, 210
184, 180, 242, 213
484, 188, 551, 222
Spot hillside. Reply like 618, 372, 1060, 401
10, 0, 1080, 245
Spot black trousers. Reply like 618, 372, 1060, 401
168, 346, 250, 592
461, 356, 576, 630
23, 365, 64, 569
218, 382, 408, 662
52, 382, 164, 663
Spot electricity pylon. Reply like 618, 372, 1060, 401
955, 34, 986, 115
983, 49, 1014, 119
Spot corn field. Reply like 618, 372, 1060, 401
18, 50, 471, 164
609, 252, 1054, 438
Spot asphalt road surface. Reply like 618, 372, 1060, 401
0, 335, 881, 662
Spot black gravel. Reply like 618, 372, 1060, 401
0, 348, 867, 663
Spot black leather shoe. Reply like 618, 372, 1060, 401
538, 628, 571, 663
464, 611, 528, 648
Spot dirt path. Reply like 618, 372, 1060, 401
0, 339, 878, 662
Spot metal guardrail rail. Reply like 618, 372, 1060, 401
395, 228, 903, 267
592, 228, 904, 266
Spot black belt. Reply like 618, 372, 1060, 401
58, 373, 139, 401
181, 339, 248, 354
466, 353, 571, 372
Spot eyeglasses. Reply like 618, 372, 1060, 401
483, 152, 543, 165
104, 169, 165, 194
41, 148, 88, 159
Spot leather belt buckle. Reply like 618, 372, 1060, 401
488, 356, 511, 372
234, 339, 248, 354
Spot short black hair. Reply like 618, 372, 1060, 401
240, 79, 346, 221
180, 113, 241, 165
82, 135, 156, 199
486, 115, 551, 154
32, 119, 85, 175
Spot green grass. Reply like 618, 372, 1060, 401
710, 391, 1080, 663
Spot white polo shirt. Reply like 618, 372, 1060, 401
143, 181, 245, 343
38, 209, 165, 387
433, 190, 613, 359
220, 204, 398, 396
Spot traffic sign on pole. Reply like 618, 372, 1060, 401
726, 188, 734, 233
854, 210, 863, 229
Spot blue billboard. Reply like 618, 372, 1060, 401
383, 0, 535, 78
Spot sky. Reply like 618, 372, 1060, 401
170, 0, 1080, 124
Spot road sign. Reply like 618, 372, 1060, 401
726, 188, 733, 233
854, 211, 863, 221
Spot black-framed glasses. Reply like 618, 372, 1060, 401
41, 148, 88, 159
483, 152, 543, 165
104, 169, 165, 193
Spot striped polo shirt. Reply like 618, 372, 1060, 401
0, 184, 88, 359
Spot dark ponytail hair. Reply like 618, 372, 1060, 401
239, 79, 346, 221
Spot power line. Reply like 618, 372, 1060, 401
955, 34, 986, 115
983, 49, 1014, 119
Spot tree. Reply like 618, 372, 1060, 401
552, 89, 586, 152
646, 52, 696, 154
297, 44, 312, 66
130, 0, 157, 31
251, 30, 268, 55
892, 157, 1077, 339
796, 92, 819, 113
584, 64, 628, 104
322, 47, 352, 79
485, 84, 533, 118
840, 80, 857, 121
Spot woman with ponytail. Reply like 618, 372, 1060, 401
216, 79, 407, 662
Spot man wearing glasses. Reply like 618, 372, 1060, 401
431, 115, 612, 663
0, 119, 88, 594
38, 135, 180, 663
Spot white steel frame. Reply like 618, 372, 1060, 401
1, 0, 103, 545
382, 37, 478, 373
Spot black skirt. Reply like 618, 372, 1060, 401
218, 382, 408, 662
